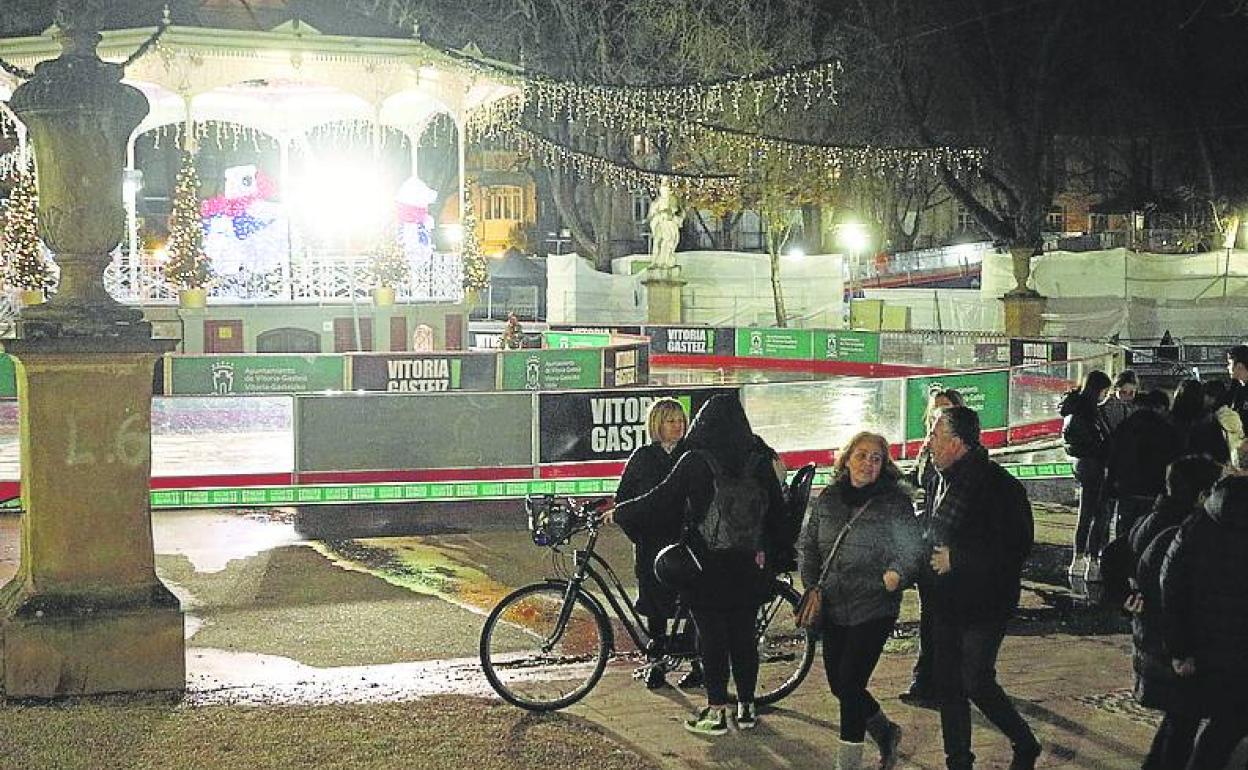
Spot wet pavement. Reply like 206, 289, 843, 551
4, 497, 1230, 768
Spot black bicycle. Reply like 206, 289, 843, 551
478, 494, 816, 711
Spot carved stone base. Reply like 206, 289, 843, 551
0, 343, 184, 697
1003, 293, 1046, 337
0, 595, 184, 698
642, 276, 686, 325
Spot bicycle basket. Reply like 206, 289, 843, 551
528, 496, 575, 546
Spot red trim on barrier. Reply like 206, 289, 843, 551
1009, 419, 1063, 443
295, 467, 537, 485
151, 473, 294, 489
540, 461, 627, 479
650, 354, 950, 378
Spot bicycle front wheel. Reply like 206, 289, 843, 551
479, 581, 611, 711
755, 580, 816, 705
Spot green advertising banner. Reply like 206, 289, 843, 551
544, 331, 612, 349
169, 355, 346, 395
0, 354, 16, 397
904, 370, 1010, 441
734, 328, 814, 359
814, 330, 881, 363
500, 348, 603, 390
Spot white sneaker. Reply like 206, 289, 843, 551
736, 701, 757, 729
1084, 556, 1102, 582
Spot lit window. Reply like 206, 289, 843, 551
484, 187, 523, 221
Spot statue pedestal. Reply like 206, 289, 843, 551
642, 272, 686, 325
0, 336, 184, 698
1002, 292, 1046, 337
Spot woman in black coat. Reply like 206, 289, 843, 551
1060, 369, 1112, 579
1161, 475, 1248, 769
1125, 455, 1222, 770
1170, 378, 1230, 466
613, 393, 785, 736
614, 397, 687, 689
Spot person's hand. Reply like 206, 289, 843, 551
883, 570, 902, 592
1172, 657, 1196, 677
599, 507, 615, 526
930, 545, 952, 575
755, 550, 766, 569
1123, 592, 1144, 614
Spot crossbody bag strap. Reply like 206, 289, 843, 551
813, 499, 874, 586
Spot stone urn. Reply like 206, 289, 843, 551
178, 287, 207, 309
1008, 246, 1040, 296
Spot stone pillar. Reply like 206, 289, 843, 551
0, 340, 182, 697
0, 2, 185, 697
642, 269, 686, 325
1003, 293, 1046, 337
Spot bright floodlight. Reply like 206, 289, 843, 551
838, 222, 869, 253
291, 162, 389, 242
442, 223, 464, 246
786, 246, 805, 258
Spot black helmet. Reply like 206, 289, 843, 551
654, 543, 703, 589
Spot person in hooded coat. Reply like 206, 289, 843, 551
614, 397, 688, 689
1161, 475, 1248, 769
613, 394, 785, 736
1126, 455, 1222, 770
1060, 370, 1112, 580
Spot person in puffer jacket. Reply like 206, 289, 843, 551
1161, 475, 1248, 769
1060, 370, 1112, 580
1126, 455, 1222, 770
800, 431, 924, 770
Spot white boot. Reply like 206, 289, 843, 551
838, 740, 864, 770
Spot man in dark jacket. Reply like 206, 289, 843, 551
1161, 476, 1248, 769
925, 406, 1040, 770
1105, 390, 1180, 541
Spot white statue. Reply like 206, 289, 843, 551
647, 180, 684, 271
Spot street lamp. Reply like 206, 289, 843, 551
837, 221, 870, 299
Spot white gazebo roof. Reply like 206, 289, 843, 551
0, 17, 519, 141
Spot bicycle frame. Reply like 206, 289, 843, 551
551, 525, 654, 655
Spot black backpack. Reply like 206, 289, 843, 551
694, 450, 767, 552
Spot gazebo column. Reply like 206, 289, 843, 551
278, 132, 293, 300
124, 131, 140, 298
456, 116, 466, 223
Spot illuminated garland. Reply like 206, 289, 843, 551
163, 152, 213, 289
442, 45, 840, 123
368, 223, 411, 287
504, 127, 739, 197
460, 192, 489, 294
3, 159, 52, 291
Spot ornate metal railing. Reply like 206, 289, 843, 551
103, 251, 465, 304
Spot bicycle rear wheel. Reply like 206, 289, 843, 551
479, 581, 611, 711
755, 580, 816, 705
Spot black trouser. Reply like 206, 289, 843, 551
911, 573, 936, 691
1141, 710, 1200, 770
1187, 712, 1248, 769
822, 615, 896, 742
933, 616, 1036, 769
1073, 457, 1107, 555
691, 606, 758, 706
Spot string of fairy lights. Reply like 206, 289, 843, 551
447, 45, 982, 194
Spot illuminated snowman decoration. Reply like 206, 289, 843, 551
201, 164, 289, 277
396, 176, 437, 281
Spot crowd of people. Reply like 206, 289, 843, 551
608, 391, 1041, 769
599, 345, 1248, 768
1059, 345, 1248, 769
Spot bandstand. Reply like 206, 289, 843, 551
0, 8, 517, 350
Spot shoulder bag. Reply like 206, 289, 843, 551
795, 500, 873, 629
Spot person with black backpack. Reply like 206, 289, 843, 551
800, 431, 924, 770
612, 393, 786, 736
